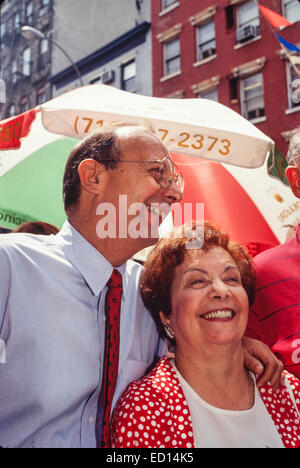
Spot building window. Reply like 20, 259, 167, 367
121, 60, 136, 92
40, 38, 49, 55
14, 13, 20, 29
36, 89, 46, 105
12, 59, 18, 84
282, 0, 300, 22
162, 0, 178, 10
229, 77, 239, 102
38, 38, 50, 70
164, 37, 180, 76
196, 21, 216, 62
241, 72, 265, 121
236, 0, 260, 43
199, 88, 219, 102
39, 0, 51, 18
20, 98, 30, 113
286, 61, 300, 109
8, 104, 16, 117
26, 1, 33, 23
192, 75, 221, 100
22, 47, 31, 76
225, 5, 235, 30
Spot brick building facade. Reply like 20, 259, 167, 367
151, 0, 300, 155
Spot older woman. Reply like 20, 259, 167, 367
112, 223, 300, 448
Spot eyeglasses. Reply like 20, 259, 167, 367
100, 156, 184, 193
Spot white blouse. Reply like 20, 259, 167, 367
172, 363, 284, 448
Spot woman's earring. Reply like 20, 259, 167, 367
164, 324, 175, 340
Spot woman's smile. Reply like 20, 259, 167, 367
200, 308, 236, 321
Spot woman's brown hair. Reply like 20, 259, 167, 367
140, 222, 256, 339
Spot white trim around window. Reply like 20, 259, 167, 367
163, 36, 181, 78
282, 0, 300, 23
159, 0, 180, 16
236, 0, 260, 44
240, 72, 265, 121
196, 20, 216, 63
121, 59, 136, 93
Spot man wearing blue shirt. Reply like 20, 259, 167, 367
0, 124, 283, 448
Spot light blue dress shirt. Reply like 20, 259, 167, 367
0, 221, 163, 448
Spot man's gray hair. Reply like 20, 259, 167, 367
286, 127, 300, 168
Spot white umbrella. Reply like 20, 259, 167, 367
40, 84, 272, 168
0, 84, 290, 243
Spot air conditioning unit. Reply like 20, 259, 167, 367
202, 48, 216, 60
236, 25, 259, 43
102, 69, 115, 84
247, 107, 265, 120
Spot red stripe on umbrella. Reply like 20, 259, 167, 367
172, 153, 279, 253
0, 109, 37, 150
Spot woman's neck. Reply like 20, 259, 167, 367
174, 343, 254, 411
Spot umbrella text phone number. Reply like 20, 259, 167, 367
73, 115, 232, 157
157, 128, 231, 156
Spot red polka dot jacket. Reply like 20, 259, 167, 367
111, 356, 300, 448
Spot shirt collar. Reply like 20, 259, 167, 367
55, 220, 128, 297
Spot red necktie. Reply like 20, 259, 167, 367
100, 269, 123, 448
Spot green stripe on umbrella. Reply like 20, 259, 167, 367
0, 138, 77, 230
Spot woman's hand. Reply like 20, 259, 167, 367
242, 337, 284, 391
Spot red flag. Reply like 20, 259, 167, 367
0, 109, 36, 149
258, 5, 292, 29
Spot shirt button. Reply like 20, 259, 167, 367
89, 416, 94, 424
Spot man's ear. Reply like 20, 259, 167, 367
77, 159, 105, 195
286, 166, 300, 198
